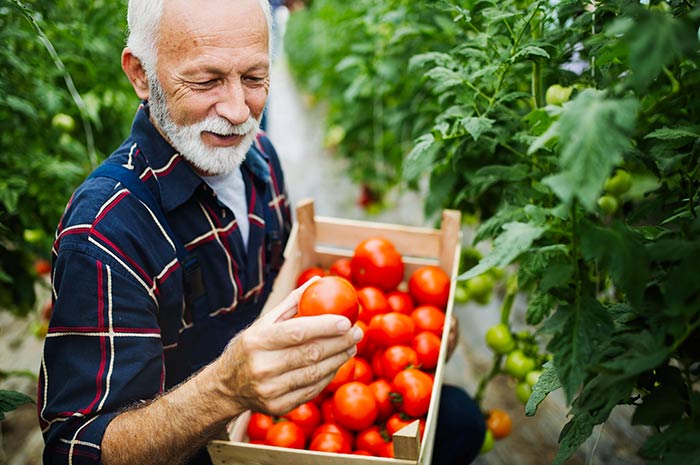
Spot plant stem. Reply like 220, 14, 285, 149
475, 353, 503, 407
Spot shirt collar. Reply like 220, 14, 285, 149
129, 102, 271, 212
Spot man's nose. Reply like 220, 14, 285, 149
215, 80, 251, 125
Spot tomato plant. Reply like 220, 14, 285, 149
485, 323, 515, 355
298, 276, 359, 324
486, 408, 512, 440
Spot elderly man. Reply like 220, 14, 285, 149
39, 1, 484, 464
40, 1, 359, 464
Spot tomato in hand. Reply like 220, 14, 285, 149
298, 276, 359, 324
282, 401, 322, 440
367, 312, 415, 347
333, 381, 378, 431
386, 290, 414, 315
381, 345, 418, 379
309, 431, 352, 454
391, 368, 433, 417
410, 305, 445, 337
247, 411, 274, 441
328, 257, 353, 281
356, 286, 389, 324
408, 265, 451, 308
351, 237, 404, 292
412, 331, 442, 370
265, 421, 306, 449
486, 408, 512, 439
369, 378, 396, 421
296, 266, 327, 287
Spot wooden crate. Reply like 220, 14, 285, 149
208, 198, 462, 465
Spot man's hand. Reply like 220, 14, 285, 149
446, 314, 460, 361
213, 280, 363, 415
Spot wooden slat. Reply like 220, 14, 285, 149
392, 421, 421, 461
207, 440, 416, 465
315, 218, 441, 259
296, 199, 318, 270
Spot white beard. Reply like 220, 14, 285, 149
147, 71, 260, 176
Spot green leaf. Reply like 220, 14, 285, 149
644, 126, 700, 141
632, 367, 686, 427
510, 45, 550, 63
459, 116, 494, 141
526, 291, 557, 326
459, 222, 546, 281
0, 389, 34, 421
639, 416, 700, 465
580, 220, 648, 306
539, 263, 574, 293
525, 361, 561, 416
543, 296, 614, 402
538, 89, 639, 211
403, 133, 439, 181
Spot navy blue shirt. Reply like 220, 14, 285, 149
38, 103, 292, 464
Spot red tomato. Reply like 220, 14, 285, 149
412, 331, 442, 370
391, 369, 434, 418
371, 349, 385, 378
351, 237, 404, 292
354, 320, 375, 359
369, 378, 396, 421
355, 425, 389, 456
333, 382, 378, 431
410, 305, 445, 337
386, 413, 426, 439
298, 276, 359, 324
324, 357, 356, 393
265, 421, 306, 449
356, 286, 389, 324
352, 357, 374, 384
381, 345, 418, 380
377, 441, 394, 458
34, 258, 51, 276
386, 290, 414, 315
309, 431, 352, 454
368, 312, 415, 347
246, 412, 274, 441
282, 401, 322, 440
321, 397, 336, 423
353, 450, 373, 456
296, 266, 327, 287
329, 257, 353, 281
486, 408, 513, 439
408, 265, 451, 308
312, 423, 354, 448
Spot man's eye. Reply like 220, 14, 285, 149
191, 80, 217, 88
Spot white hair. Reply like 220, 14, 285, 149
126, 0, 273, 72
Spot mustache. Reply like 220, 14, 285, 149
196, 115, 259, 136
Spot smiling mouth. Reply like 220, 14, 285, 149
202, 131, 244, 147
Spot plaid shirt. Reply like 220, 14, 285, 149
38, 103, 292, 465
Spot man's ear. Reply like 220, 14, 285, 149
121, 48, 150, 100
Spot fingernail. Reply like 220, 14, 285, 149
352, 326, 364, 342
336, 318, 351, 331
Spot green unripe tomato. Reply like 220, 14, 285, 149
515, 381, 532, 404
52, 113, 76, 133
453, 282, 470, 303
603, 169, 633, 197
597, 194, 618, 215
526, 370, 542, 387
23, 228, 45, 244
504, 350, 536, 379
545, 84, 573, 106
485, 323, 515, 354
467, 274, 494, 305
479, 429, 495, 454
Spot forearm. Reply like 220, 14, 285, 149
101, 360, 240, 465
